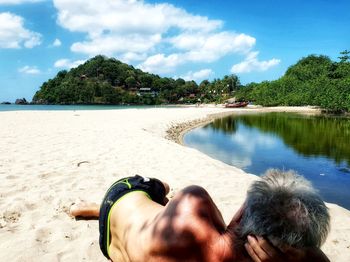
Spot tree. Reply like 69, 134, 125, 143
125, 76, 137, 89
235, 53, 350, 112
175, 78, 186, 87
222, 74, 240, 93
338, 50, 350, 63
140, 74, 153, 88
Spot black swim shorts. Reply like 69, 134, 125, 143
99, 175, 166, 259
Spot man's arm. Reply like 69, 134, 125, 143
245, 235, 330, 262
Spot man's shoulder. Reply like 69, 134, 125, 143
172, 185, 213, 211
155, 185, 216, 239
146, 185, 224, 260
162, 185, 217, 226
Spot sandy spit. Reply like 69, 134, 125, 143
0, 106, 349, 261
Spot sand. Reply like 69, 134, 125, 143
0, 106, 349, 261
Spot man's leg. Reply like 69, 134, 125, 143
70, 201, 100, 218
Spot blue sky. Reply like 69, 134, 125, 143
0, 0, 349, 102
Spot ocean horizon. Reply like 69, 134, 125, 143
0, 104, 179, 112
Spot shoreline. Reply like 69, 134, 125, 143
166, 110, 236, 145
166, 105, 322, 145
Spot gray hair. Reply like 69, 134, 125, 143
238, 169, 330, 248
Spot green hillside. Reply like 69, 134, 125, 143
32, 55, 239, 105
235, 51, 350, 112
33, 51, 350, 111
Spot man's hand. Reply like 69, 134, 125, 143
245, 235, 330, 262
245, 235, 284, 262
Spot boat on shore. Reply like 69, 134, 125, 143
225, 101, 249, 108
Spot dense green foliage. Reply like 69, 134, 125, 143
235, 52, 350, 112
33, 51, 350, 111
209, 113, 350, 165
33, 55, 240, 105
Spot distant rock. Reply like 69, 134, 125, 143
1, 101, 11, 105
15, 98, 28, 105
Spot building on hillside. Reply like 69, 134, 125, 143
137, 87, 158, 97
80, 74, 88, 80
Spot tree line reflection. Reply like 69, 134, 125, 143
206, 113, 350, 166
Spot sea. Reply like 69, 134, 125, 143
0, 104, 173, 112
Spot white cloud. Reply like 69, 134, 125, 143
231, 51, 281, 74
181, 69, 214, 81
138, 53, 182, 74
138, 32, 255, 74
52, 38, 61, 47
53, 0, 254, 70
0, 12, 41, 48
18, 65, 41, 74
54, 0, 221, 37
0, 0, 43, 4
53, 0, 221, 59
70, 34, 161, 56
54, 58, 86, 69
170, 32, 255, 62
53, 0, 277, 76
138, 31, 256, 74
120, 52, 147, 64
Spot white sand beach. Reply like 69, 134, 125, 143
0, 106, 349, 261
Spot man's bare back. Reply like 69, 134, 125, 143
107, 185, 246, 262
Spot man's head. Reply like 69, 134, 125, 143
238, 169, 330, 248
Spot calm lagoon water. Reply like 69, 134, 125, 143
184, 112, 350, 209
0, 104, 173, 112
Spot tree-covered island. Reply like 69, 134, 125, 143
32, 55, 240, 105
33, 51, 350, 112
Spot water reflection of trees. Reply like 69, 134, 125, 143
205, 117, 237, 134
209, 113, 350, 165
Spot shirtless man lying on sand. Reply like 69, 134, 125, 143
70, 169, 330, 262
